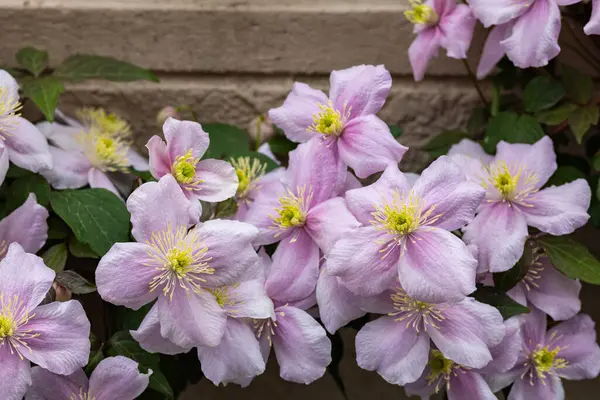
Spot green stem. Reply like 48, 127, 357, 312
462, 59, 488, 108
255, 115, 264, 151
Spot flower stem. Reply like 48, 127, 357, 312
461, 59, 488, 108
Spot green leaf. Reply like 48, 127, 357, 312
4, 174, 51, 213
539, 235, 600, 284
202, 123, 251, 159
213, 197, 238, 219
523, 76, 565, 113
562, 64, 593, 105
536, 104, 578, 126
472, 286, 530, 319
467, 107, 489, 136
68, 236, 99, 259
268, 134, 297, 154
15, 47, 49, 76
568, 105, 599, 143
54, 54, 158, 83
85, 346, 105, 375
593, 153, 600, 171
21, 77, 64, 121
423, 131, 469, 158
50, 189, 130, 256
112, 303, 154, 332
483, 112, 545, 153
6, 163, 33, 178
55, 270, 96, 294
147, 370, 174, 400
47, 215, 71, 240
545, 165, 586, 187
41, 242, 68, 273
130, 169, 156, 182
493, 258, 529, 292
387, 124, 403, 138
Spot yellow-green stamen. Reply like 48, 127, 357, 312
483, 161, 539, 205
531, 345, 568, 379
171, 149, 202, 186
76, 129, 130, 172
404, 0, 439, 25
230, 156, 266, 198
77, 108, 131, 138
271, 186, 312, 234
309, 101, 350, 136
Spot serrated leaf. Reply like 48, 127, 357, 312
483, 112, 545, 153
539, 236, 600, 284
55, 54, 158, 83
423, 131, 469, 158
536, 104, 578, 126
50, 189, 130, 256
21, 77, 64, 121
213, 197, 238, 219
68, 236, 99, 259
562, 64, 593, 105
4, 174, 51, 213
202, 123, 251, 159
41, 243, 68, 273
523, 76, 565, 113
545, 165, 586, 187
471, 286, 530, 319
55, 270, 96, 294
16, 47, 49, 76
47, 215, 71, 240
569, 105, 599, 143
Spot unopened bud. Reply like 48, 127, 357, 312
53, 282, 72, 302
156, 106, 181, 126
247, 115, 275, 145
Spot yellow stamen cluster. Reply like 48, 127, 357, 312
0, 293, 39, 359
531, 345, 568, 378
77, 108, 131, 138
404, 0, 439, 25
171, 149, 202, 186
230, 156, 266, 198
0, 314, 14, 338
209, 285, 239, 309
389, 288, 445, 332
69, 387, 96, 400
271, 186, 312, 232
309, 101, 350, 136
483, 161, 539, 205
76, 129, 130, 172
0, 86, 23, 136
165, 247, 194, 277
425, 350, 461, 393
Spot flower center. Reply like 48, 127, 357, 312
0, 87, 23, 137
532, 346, 567, 375
231, 156, 266, 198
271, 186, 312, 233
427, 350, 454, 381
209, 286, 237, 309
484, 161, 539, 204
309, 101, 350, 136
172, 149, 201, 185
0, 293, 39, 357
77, 130, 130, 172
405, 0, 439, 25
165, 247, 193, 276
77, 108, 131, 138
389, 288, 446, 332
0, 314, 14, 338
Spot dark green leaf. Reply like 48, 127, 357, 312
41, 242, 68, 273
15, 47, 49, 76
112, 303, 154, 332
130, 169, 156, 182
523, 76, 565, 113
213, 197, 238, 219
4, 174, 51, 213
467, 107, 489, 137
85, 346, 105, 375
6, 163, 33, 178
21, 77, 64, 121
268, 134, 297, 154
483, 112, 545, 153
472, 286, 530, 319
594, 153, 600, 171
50, 189, 130, 256
55, 270, 96, 294
147, 370, 174, 400
569, 105, 599, 143
545, 166, 586, 187
562, 64, 593, 104
55, 54, 158, 83
589, 200, 600, 228
539, 236, 600, 284
423, 131, 470, 158
47, 215, 71, 240
202, 123, 250, 159
68, 236, 99, 259
536, 104, 578, 126
387, 124, 403, 138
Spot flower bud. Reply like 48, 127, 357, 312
246, 115, 275, 145
53, 282, 73, 302
156, 106, 181, 126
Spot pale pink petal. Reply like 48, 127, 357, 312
477, 24, 510, 79
40, 146, 91, 190
190, 159, 238, 202
344, 171, 362, 190
0, 345, 31, 400
272, 306, 332, 384
399, 227, 477, 303
0, 69, 20, 102
329, 64, 392, 118
463, 202, 529, 273
4, 116, 53, 172
527, 262, 581, 321
197, 318, 265, 386
585, 0, 600, 35
479, 317, 523, 375
0, 193, 48, 255
265, 228, 320, 303
130, 304, 191, 355
127, 148, 150, 171
146, 135, 172, 179
0, 145, 9, 186
89, 356, 151, 400
439, 4, 477, 59
88, 168, 121, 198
522, 179, 590, 236
338, 115, 408, 179
448, 138, 493, 165
501, 0, 561, 69
21, 301, 90, 375
447, 139, 491, 182
412, 156, 485, 231
509, 374, 564, 400
127, 174, 193, 243
26, 368, 89, 400
36, 121, 82, 152
163, 118, 209, 161
520, 307, 548, 351
408, 27, 442, 81
226, 279, 274, 319
448, 371, 497, 400
356, 316, 430, 385
95, 242, 161, 310
468, 0, 533, 27
495, 136, 557, 189
268, 82, 327, 143
305, 197, 360, 254
244, 185, 287, 245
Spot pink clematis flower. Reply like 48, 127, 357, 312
146, 118, 238, 216
585, 0, 600, 35
470, 0, 580, 77
0, 243, 91, 400
0, 194, 48, 260
0, 70, 52, 174
96, 174, 259, 349
38, 108, 149, 198
448, 137, 590, 273
487, 308, 600, 400
268, 64, 407, 179
25, 356, 151, 400
328, 158, 485, 303
405, 0, 477, 81
355, 285, 505, 386
245, 137, 359, 302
